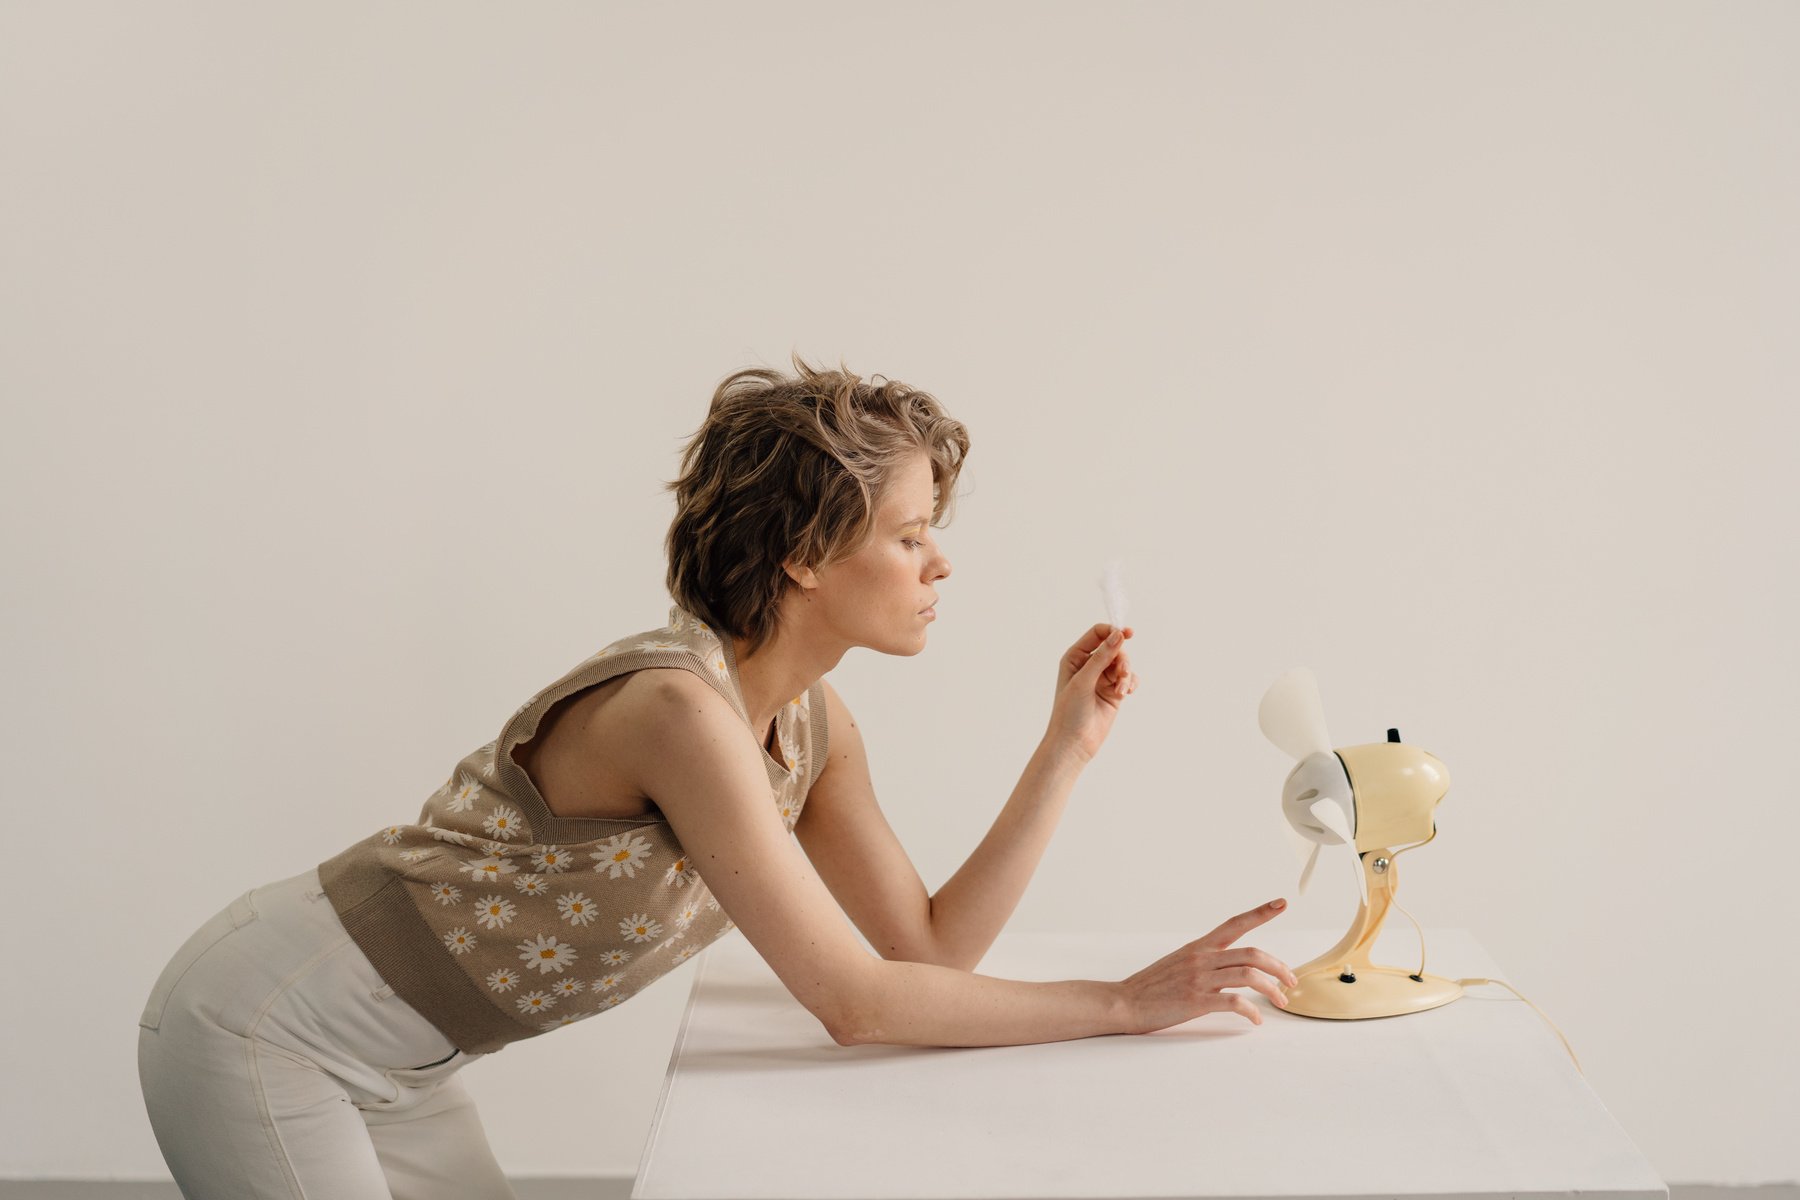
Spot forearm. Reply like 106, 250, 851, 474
926, 738, 1086, 973
841, 957, 1129, 1047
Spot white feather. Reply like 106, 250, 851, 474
1098, 560, 1128, 632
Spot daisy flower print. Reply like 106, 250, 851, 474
459, 856, 518, 885
429, 882, 463, 906
473, 895, 518, 929
513, 874, 549, 897
620, 913, 663, 943
557, 892, 600, 927
482, 804, 523, 841
540, 1012, 593, 1031
591, 833, 653, 879
517, 932, 579, 974
550, 977, 586, 999
429, 825, 482, 849
664, 856, 700, 888
515, 990, 556, 1015
447, 774, 483, 814
486, 967, 521, 993
443, 927, 476, 955
531, 846, 575, 873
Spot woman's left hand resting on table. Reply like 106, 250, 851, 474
1044, 624, 1137, 765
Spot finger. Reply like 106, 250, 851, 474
1071, 624, 1111, 657
1252, 973, 1289, 1009
1078, 631, 1126, 679
1253, 949, 1300, 989
1072, 624, 1134, 657
1199, 899, 1287, 947
1227, 949, 1300, 990
1214, 966, 1288, 1010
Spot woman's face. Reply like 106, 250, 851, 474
803, 450, 951, 656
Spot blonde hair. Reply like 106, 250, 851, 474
663, 351, 970, 659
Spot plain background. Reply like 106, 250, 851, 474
2, 0, 1794, 1190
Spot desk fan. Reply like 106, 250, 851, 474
1258, 667, 1461, 1020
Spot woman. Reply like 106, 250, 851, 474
137, 353, 1295, 1198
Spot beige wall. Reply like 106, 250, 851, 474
2, 0, 1793, 1187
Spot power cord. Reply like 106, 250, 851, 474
1387, 892, 1583, 1075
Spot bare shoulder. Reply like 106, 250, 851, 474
817, 674, 846, 715
608, 666, 742, 763
814, 676, 861, 764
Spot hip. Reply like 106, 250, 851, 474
138, 866, 485, 1094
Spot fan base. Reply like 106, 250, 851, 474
1280, 964, 1462, 1020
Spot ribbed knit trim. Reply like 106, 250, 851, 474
318, 847, 522, 1053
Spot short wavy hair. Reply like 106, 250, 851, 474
663, 351, 971, 660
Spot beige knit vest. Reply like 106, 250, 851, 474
317, 605, 829, 1054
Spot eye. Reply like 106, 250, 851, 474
902, 538, 922, 550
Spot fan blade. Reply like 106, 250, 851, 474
1297, 840, 1322, 898
1308, 796, 1353, 844
1283, 816, 1315, 895
1259, 668, 1334, 760
1296, 841, 1324, 895
1308, 797, 1368, 909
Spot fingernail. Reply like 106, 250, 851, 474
1109, 630, 1122, 645
1272, 898, 1285, 909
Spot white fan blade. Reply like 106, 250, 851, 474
1308, 797, 1368, 909
1308, 796, 1353, 844
1297, 840, 1322, 898
1259, 668, 1333, 761
1283, 817, 1316, 895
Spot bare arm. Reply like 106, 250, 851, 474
633, 671, 1135, 1048
839, 960, 1131, 1047
795, 680, 1087, 974
926, 738, 1087, 972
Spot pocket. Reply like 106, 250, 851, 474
356, 1048, 481, 1111
138, 889, 260, 1031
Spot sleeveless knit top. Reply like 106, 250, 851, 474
317, 605, 830, 1055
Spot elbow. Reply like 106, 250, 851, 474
825, 961, 885, 1046
825, 1004, 869, 1047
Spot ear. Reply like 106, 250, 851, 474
782, 558, 820, 589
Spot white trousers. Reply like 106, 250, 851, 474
137, 866, 517, 1199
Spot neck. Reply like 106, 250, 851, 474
729, 605, 843, 741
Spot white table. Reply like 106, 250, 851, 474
632, 928, 1665, 1200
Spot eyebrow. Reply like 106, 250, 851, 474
897, 515, 930, 530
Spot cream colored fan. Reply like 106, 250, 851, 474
1256, 666, 1461, 1020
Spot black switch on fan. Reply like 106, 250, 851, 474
1387, 728, 1401, 743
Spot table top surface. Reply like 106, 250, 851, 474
631, 926, 1663, 1200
